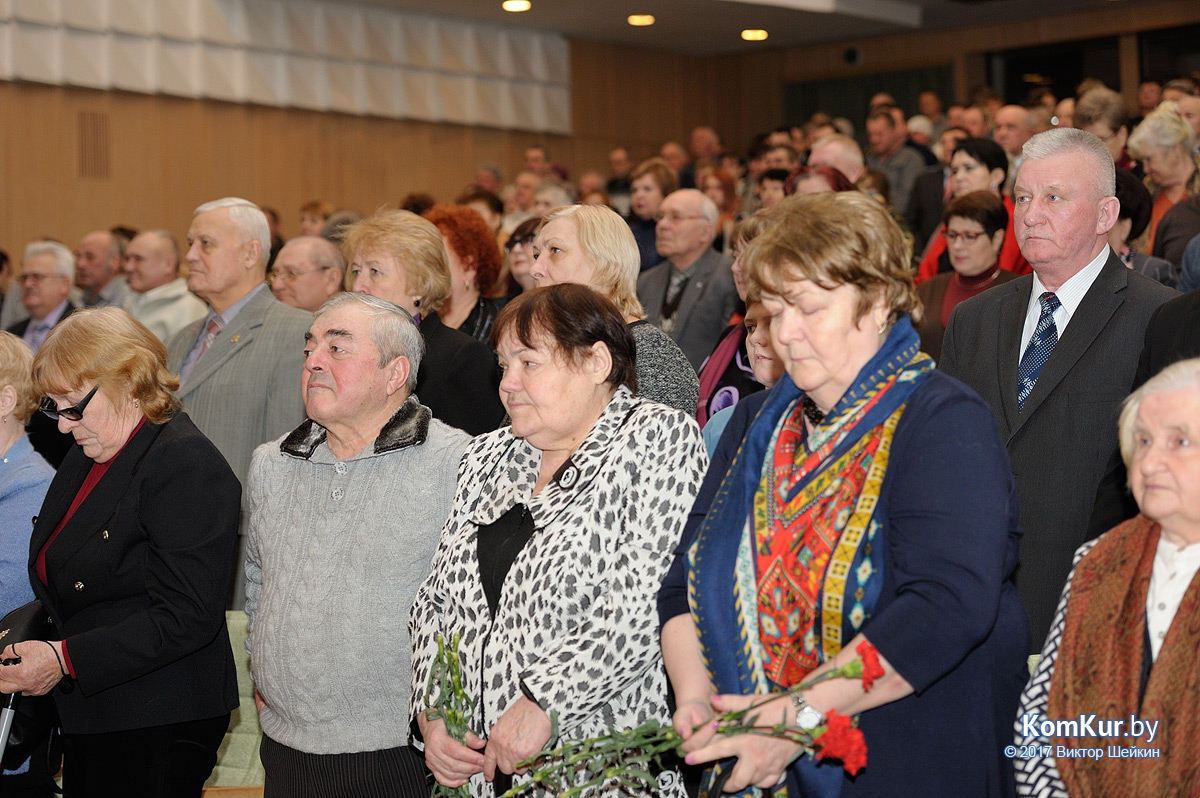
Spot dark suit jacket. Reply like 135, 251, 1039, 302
907, 167, 948, 252
637, 248, 736, 371
940, 251, 1176, 648
417, 311, 504, 436
9, 304, 77, 468
1135, 288, 1200, 386
28, 413, 241, 734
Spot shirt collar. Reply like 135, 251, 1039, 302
1028, 245, 1111, 327
205, 282, 265, 328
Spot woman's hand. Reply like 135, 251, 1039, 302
673, 695, 718, 754
0, 641, 66, 697
483, 695, 552, 780
683, 693, 804, 793
418, 712, 487, 788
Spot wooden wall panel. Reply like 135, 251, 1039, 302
3, 0, 1200, 262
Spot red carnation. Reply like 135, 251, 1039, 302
814, 710, 868, 776
856, 640, 884, 692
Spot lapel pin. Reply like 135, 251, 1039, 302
230, 334, 241, 344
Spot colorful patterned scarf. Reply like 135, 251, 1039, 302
1048, 514, 1200, 798
689, 316, 933, 798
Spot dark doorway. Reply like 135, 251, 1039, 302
988, 37, 1120, 104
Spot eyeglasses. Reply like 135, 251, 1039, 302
505, 234, 535, 252
270, 266, 331, 284
40, 386, 99, 422
944, 229, 986, 244
17, 272, 67, 285
653, 212, 708, 224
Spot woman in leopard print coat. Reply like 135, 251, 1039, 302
409, 285, 706, 797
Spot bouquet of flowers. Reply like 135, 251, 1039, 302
425, 635, 884, 797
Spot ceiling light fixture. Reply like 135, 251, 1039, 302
741, 29, 769, 41
502, 0, 531, 11
628, 14, 655, 26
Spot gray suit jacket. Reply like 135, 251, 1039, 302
166, 286, 312, 496
940, 251, 1176, 649
637, 247, 736, 371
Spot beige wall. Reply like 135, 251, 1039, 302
2, 0, 1199, 262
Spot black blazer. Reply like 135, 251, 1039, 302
940, 252, 1176, 648
417, 311, 504, 436
28, 413, 241, 734
1135, 288, 1200, 386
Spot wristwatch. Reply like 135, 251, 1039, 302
790, 693, 824, 731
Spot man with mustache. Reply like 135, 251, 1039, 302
940, 128, 1177, 651
244, 293, 469, 797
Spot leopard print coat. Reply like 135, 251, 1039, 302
409, 387, 706, 796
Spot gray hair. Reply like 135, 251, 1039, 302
1118, 356, 1200, 472
1128, 101, 1197, 159
193, 197, 270, 267
23, 241, 75, 280
142, 229, 181, 263
314, 293, 425, 392
1020, 127, 1115, 199
287, 236, 346, 272
536, 179, 576, 206
670, 188, 720, 226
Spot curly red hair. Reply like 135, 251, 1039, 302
423, 204, 502, 293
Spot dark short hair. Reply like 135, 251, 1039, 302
491, 284, 637, 393
759, 168, 791, 185
1113, 168, 1154, 239
455, 188, 504, 216
954, 137, 1008, 182
941, 190, 1009, 237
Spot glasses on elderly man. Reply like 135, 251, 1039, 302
40, 386, 99, 422
270, 266, 331, 284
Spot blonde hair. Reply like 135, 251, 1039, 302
1128, 101, 1197, 159
538, 204, 644, 319
32, 308, 180, 424
743, 192, 921, 325
0, 332, 39, 424
340, 209, 453, 308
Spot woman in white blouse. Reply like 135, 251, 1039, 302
1014, 356, 1200, 798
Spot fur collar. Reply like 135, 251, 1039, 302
280, 395, 431, 460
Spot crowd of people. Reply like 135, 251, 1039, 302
1, 73, 1199, 798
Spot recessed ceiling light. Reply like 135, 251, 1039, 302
741, 29, 769, 41
628, 14, 655, 26
502, 0, 531, 11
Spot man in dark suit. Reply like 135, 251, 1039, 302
8, 241, 78, 467
1136, 289, 1200, 385
637, 189, 736, 371
941, 128, 1177, 650
906, 126, 969, 250
166, 197, 312, 609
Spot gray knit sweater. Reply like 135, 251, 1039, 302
630, 320, 700, 416
244, 398, 470, 754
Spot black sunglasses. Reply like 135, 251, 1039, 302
39, 386, 99, 421
505, 233, 535, 252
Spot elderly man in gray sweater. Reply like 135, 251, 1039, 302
245, 292, 470, 797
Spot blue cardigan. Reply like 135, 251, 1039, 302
0, 433, 53, 775
657, 372, 1030, 798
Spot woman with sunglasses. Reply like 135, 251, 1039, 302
0, 308, 241, 798
502, 217, 540, 297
